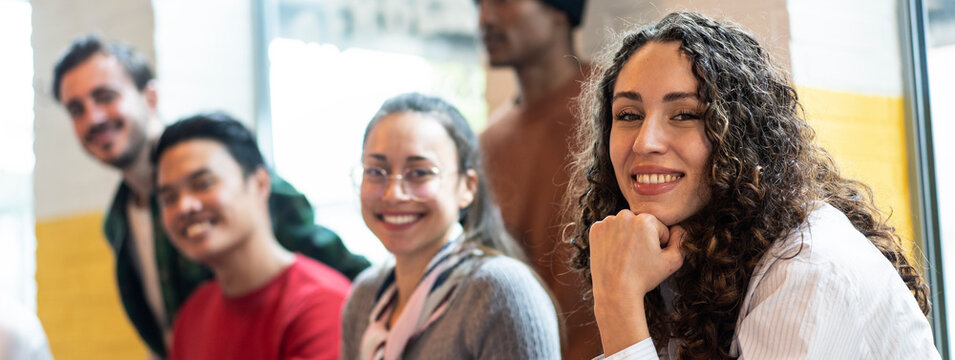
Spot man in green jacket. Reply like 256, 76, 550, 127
52, 35, 369, 358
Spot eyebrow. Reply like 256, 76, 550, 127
612, 91, 641, 103
157, 168, 212, 194
91, 87, 117, 99
662, 92, 698, 102
611, 91, 699, 103
364, 154, 435, 163
64, 86, 116, 108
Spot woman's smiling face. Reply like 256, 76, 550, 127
609, 41, 712, 225
360, 112, 476, 260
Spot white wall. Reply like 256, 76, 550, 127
32, 0, 257, 220
0, 0, 36, 309
788, 0, 902, 95
32, 0, 155, 220
153, 0, 257, 128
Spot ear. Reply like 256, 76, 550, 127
457, 169, 478, 209
251, 166, 271, 202
142, 80, 159, 112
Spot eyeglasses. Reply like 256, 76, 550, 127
360, 165, 443, 200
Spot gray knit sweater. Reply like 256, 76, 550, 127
340, 255, 561, 359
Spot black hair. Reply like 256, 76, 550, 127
365, 93, 568, 348
363, 93, 528, 263
151, 112, 265, 177
52, 34, 154, 101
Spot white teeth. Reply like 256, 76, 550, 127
383, 215, 417, 225
185, 221, 212, 238
635, 174, 681, 184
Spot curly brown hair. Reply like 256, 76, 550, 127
566, 12, 930, 359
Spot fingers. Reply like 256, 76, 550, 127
588, 210, 686, 298
651, 216, 670, 247
590, 210, 669, 249
662, 225, 686, 271
666, 225, 686, 250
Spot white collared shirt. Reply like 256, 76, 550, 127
127, 200, 168, 339
599, 203, 940, 360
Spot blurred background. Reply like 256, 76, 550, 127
0, 0, 952, 357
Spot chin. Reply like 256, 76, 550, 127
189, 249, 228, 265
487, 55, 512, 68
628, 204, 681, 226
379, 239, 415, 258
173, 240, 216, 264
179, 250, 207, 264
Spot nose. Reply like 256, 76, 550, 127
380, 176, 413, 201
175, 193, 203, 218
84, 101, 109, 126
632, 115, 668, 155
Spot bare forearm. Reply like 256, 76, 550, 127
594, 294, 651, 356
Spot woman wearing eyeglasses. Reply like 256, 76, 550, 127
340, 93, 561, 360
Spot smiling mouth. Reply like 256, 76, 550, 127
85, 121, 123, 144
632, 173, 684, 184
183, 219, 216, 240
378, 213, 423, 226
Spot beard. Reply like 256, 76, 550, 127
107, 128, 147, 169
86, 117, 149, 170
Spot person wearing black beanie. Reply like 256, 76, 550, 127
477, 0, 599, 359
541, 0, 586, 28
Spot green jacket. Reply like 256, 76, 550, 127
102, 173, 369, 357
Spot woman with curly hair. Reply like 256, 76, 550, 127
568, 12, 940, 359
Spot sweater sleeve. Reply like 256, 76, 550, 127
461, 256, 561, 360
339, 268, 382, 360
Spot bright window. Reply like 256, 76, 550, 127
924, 0, 955, 350
262, 0, 485, 264
0, 0, 37, 310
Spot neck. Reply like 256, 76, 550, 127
122, 118, 163, 206
208, 226, 295, 298
513, 40, 579, 106
388, 233, 459, 326
390, 249, 438, 324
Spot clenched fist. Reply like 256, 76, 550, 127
589, 209, 686, 355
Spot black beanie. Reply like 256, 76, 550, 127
541, 0, 586, 28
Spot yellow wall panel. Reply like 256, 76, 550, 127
797, 86, 916, 256
36, 212, 148, 359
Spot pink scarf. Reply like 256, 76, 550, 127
359, 233, 481, 360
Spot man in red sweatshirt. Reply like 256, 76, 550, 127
154, 113, 350, 360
